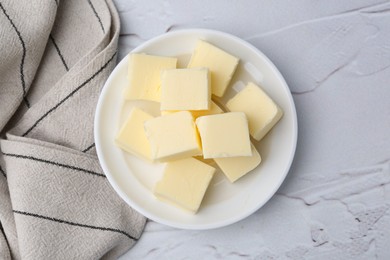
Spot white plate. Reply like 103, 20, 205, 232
94, 29, 298, 230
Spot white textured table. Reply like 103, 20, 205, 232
115, 1, 390, 259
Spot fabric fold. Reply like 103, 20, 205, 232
0, 0, 146, 259
0, 1, 57, 130
1, 136, 145, 259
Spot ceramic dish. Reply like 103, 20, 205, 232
94, 29, 298, 230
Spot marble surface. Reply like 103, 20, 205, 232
115, 1, 390, 259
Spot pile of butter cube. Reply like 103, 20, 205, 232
115, 40, 283, 213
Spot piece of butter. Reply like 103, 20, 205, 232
196, 112, 252, 159
161, 68, 210, 111
190, 100, 224, 118
226, 82, 283, 141
214, 144, 261, 183
154, 157, 215, 213
161, 100, 224, 118
115, 107, 154, 161
144, 111, 202, 161
124, 53, 177, 102
187, 40, 239, 97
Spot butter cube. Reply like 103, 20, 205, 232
226, 82, 283, 141
154, 157, 215, 213
196, 112, 252, 159
144, 111, 202, 161
214, 144, 261, 183
188, 40, 239, 97
161, 68, 210, 111
125, 53, 177, 102
115, 107, 154, 161
161, 100, 224, 118
190, 100, 224, 118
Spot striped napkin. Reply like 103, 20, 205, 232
0, 0, 146, 259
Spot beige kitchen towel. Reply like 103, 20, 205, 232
0, 0, 146, 259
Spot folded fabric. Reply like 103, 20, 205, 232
0, 0, 146, 259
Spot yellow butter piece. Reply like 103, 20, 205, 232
161, 68, 210, 111
125, 53, 177, 102
226, 82, 283, 141
188, 40, 239, 97
144, 111, 202, 161
154, 157, 215, 213
214, 144, 261, 183
115, 107, 154, 161
196, 112, 252, 159
161, 100, 224, 118
190, 100, 224, 118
